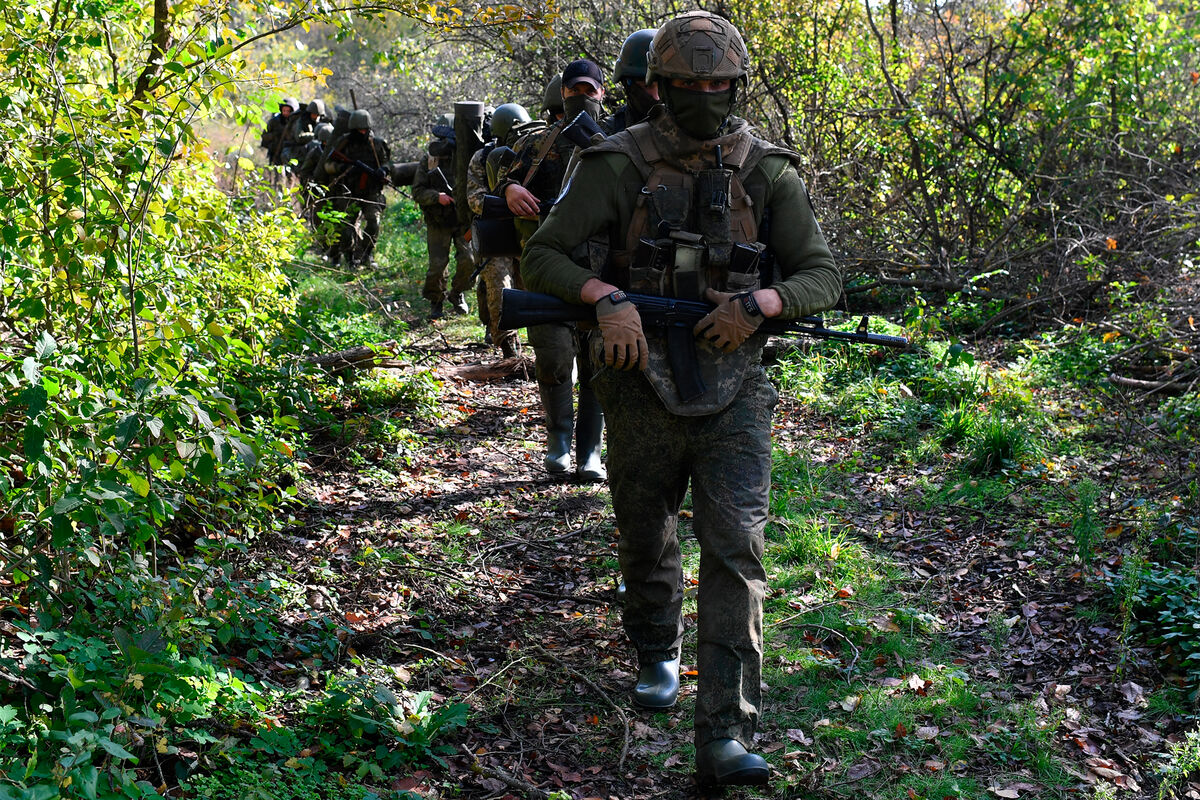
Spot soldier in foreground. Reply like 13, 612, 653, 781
413, 118, 474, 319
522, 12, 841, 786
317, 109, 391, 270
496, 63, 607, 482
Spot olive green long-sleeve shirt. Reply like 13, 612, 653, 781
522, 136, 841, 320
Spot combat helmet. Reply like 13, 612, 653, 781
307, 99, 326, 116
316, 122, 334, 145
348, 109, 372, 131
542, 75, 564, 115
646, 12, 750, 85
280, 97, 301, 113
490, 103, 531, 143
615, 29, 656, 83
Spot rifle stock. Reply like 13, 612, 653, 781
499, 289, 909, 349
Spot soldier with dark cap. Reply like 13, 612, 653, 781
522, 12, 842, 786
413, 118, 473, 319
317, 109, 391, 269
608, 29, 660, 133
495, 62, 608, 482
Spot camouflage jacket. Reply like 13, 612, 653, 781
465, 144, 492, 217
521, 108, 841, 415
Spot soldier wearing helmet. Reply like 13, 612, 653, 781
413, 112, 474, 318
464, 102, 535, 357
289, 99, 331, 154
494, 64, 610, 483
522, 12, 841, 786
317, 109, 392, 269
608, 29, 659, 133
261, 97, 300, 168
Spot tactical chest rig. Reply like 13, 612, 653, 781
588, 116, 799, 415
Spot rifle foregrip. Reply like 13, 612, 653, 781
498, 289, 595, 331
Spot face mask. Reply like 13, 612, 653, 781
563, 93, 603, 124
428, 138, 453, 158
663, 85, 734, 140
623, 81, 659, 125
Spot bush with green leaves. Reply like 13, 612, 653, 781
1113, 515, 1200, 702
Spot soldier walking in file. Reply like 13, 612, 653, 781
317, 109, 391, 270
607, 29, 660, 133
495, 62, 609, 482
522, 12, 842, 786
466, 102, 534, 358
413, 119, 474, 319
261, 97, 299, 176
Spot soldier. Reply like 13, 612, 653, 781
521, 12, 842, 786
260, 97, 299, 167
413, 120, 473, 319
608, 29, 659, 133
317, 109, 391, 270
466, 102, 533, 358
288, 99, 330, 156
495, 62, 607, 482
298, 122, 335, 231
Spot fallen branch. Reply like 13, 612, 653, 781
460, 745, 549, 799
532, 644, 631, 770
306, 341, 402, 374
1107, 372, 1194, 395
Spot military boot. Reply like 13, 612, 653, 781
448, 292, 469, 316
632, 656, 679, 709
539, 382, 573, 474
695, 739, 769, 786
574, 383, 605, 482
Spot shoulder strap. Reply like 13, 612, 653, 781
585, 126, 655, 182
521, 125, 564, 188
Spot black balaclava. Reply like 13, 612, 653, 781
661, 84, 736, 140
622, 80, 659, 125
562, 93, 603, 124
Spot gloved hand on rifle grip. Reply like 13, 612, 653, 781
693, 288, 764, 353
595, 293, 648, 372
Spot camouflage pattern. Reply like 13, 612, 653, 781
520, 100, 842, 752
595, 365, 775, 747
467, 145, 521, 353
414, 152, 474, 303
498, 120, 575, 217
646, 11, 750, 84
317, 129, 391, 266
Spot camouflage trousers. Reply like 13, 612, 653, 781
591, 365, 776, 749
480, 257, 521, 353
526, 323, 586, 386
421, 225, 474, 304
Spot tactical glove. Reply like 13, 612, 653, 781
596, 292, 648, 371
694, 288, 763, 353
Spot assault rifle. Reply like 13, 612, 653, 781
499, 289, 908, 349
501, 288, 907, 400
329, 150, 391, 184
